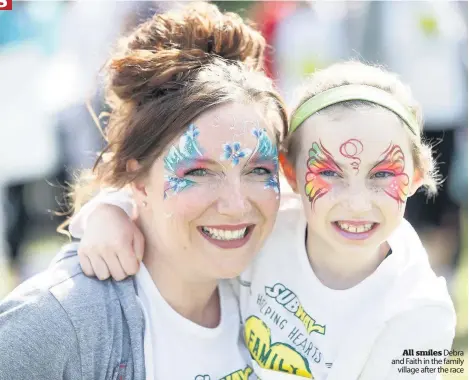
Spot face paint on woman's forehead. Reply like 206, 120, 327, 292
217, 116, 259, 167
304, 141, 343, 209
163, 124, 204, 199
370, 143, 410, 208
220, 142, 253, 167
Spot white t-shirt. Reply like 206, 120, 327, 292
238, 204, 399, 380
135, 263, 256, 380
69, 186, 455, 379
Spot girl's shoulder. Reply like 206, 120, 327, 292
251, 194, 304, 266
385, 219, 456, 321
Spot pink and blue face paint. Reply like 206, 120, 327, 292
163, 124, 204, 199
252, 128, 279, 195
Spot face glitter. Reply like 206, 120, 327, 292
163, 124, 204, 199
370, 143, 410, 208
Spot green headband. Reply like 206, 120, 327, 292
289, 84, 418, 136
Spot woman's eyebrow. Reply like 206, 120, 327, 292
246, 155, 276, 164
192, 157, 221, 166
173, 157, 222, 172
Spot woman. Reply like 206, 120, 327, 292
0, 3, 288, 379
70, 61, 456, 379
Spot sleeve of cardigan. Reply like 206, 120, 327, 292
0, 289, 82, 380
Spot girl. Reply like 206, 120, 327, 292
71, 61, 457, 379
0, 3, 288, 379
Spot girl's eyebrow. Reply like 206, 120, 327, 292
322, 157, 345, 170
370, 158, 393, 169
308, 150, 344, 172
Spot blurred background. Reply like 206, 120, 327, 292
0, 1, 467, 377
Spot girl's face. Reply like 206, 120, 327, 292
134, 102, 280, 280
293, 106, 421, 254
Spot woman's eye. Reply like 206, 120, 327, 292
320, 170, 340, 178
371, 171, 395, 179
250, 167, 272, 175
184, 168, 208, 177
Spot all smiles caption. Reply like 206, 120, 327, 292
392, 349, 465, 375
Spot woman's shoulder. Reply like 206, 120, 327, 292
0, 243, 143, 379
0, 243, 128, 331
0, 271, 81, 378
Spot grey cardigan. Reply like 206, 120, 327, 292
0, 243, 146, 380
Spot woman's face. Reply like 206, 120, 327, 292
136, 102, 281, 280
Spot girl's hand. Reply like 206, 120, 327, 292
78, 204, 144, 281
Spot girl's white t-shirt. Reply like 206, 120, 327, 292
69, 186, 454, 379
238, 205, 400, 380
135, 263, 256, 380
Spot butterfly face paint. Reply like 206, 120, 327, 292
339, 139, 363, 174
163, 124, 204, 199
251, 128, 280, 196
304, 141, 343, 209
370, 143, 410, 208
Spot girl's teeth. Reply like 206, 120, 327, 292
202, 227, 247, 241
337, 222, 373, 233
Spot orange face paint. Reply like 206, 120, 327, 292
370, 143, 410, 208
304, 141, 343, 209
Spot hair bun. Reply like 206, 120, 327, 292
108, 2, 266, 103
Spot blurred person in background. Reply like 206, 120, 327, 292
0, 1, 66, 287
361, 1, 468, 283
0, 1, 161, 291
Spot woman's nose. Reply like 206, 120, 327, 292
216, 179, 252, 217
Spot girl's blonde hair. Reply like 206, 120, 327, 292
283, 60, 441, 195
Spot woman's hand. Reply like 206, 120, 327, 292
78, 204, 144, 281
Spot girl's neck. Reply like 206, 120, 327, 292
305, 225, 390, 290
142, 242, 220, 328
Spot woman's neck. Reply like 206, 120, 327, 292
142, 242, 221, 328
305, 225, 390, 290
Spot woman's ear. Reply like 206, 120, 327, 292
408, 168, 424, 196
126, 159, 147, 198
279, 152, 299, 193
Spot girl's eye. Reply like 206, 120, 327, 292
249, 167, 272, 175
320, 170, 340, 178
371, 171, 395, 179
184, 168, 208, 177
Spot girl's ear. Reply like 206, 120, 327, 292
126, 159, 147, 198
408, 168, 424, 196
279, 152, 299, 193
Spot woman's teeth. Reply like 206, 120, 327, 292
336, 222, 374, 233
201, 227, 248, 241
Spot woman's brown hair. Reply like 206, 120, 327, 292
60, 2, 288, 235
